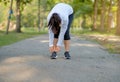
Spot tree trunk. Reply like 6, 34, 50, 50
16, 0, 21, 33
116, 0, 120, 35
6, 0, 13, 34
38, 0, 40, 32
100, 0, 106, 32
93, 0, 98, 31
107, 0, 112, 32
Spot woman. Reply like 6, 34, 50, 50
47, 3, 74, 59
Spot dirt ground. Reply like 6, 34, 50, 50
79, 34, 120, 54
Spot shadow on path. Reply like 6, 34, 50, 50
0, 34, 120, 82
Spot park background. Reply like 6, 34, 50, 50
0, 0, 120, 54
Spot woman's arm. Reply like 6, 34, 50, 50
57, 17, 68, 46
49, 27, 54, 47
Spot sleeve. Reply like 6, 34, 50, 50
47, 14, 54, 47
57, 17, 68, 46
48, 27, 54, 47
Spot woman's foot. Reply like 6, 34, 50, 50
50, 51, 57, 59
64, 51, 71, 59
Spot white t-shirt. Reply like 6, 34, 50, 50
47, 3, 73, 47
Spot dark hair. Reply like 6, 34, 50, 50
48, 13, 61, 34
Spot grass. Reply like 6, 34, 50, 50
0, 27, 48, 47
71, 28, 120, 54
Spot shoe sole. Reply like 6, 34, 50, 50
51, 56, 57, 59
66, 57, 71, 59
50, 56, 71, 59
64, 56, 71, 59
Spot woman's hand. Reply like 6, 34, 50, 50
54, 46, 60, 52
49, 46, 60, 52
49, 46, 54, 52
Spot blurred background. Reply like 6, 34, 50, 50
0, 0, 120, 53
0, 0, 120, 34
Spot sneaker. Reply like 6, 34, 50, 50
50, 51, 57, 59
64, 51, 71, 59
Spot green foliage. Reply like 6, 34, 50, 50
0, 0, 119, 35
72, 0, 93, 18
46, 0, 55, 10
0, 0, 33, 10
0, 0, 10, 5
20, 0, 33, 11
21, 13, 36, 27
21, 4, 37, 27
0, 4, 7, 23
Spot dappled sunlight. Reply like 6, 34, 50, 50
108, 38, 120, 42
11, 68, 36, 81
1, 55, 48, 65
0, 56, 38, 69
0, 55, 55, 82
0, 63, 37, 81
40, 40, 49, 43
1, 57, 26, 64
71, 43, 99, 47
86, 35, 120, 42
41, 78, 56, 82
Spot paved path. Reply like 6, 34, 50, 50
0, 34, 120, 82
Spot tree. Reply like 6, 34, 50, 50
16, 0, 33, 33
16, 0, 21, 33
100, 0, 106, 32
0, 0, 12, 34
6, 0, 13, 34
93, 0, 98, 31
116, 0, 120, 35
107, 0, 113, 32
37, 0, 40, 32
0, 0, 33, 33
40, 0, 47, 29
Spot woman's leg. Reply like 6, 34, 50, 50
64, 40, 70, 52
64, 13, 73, 52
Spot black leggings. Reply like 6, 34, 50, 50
54, 13, 74, 40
